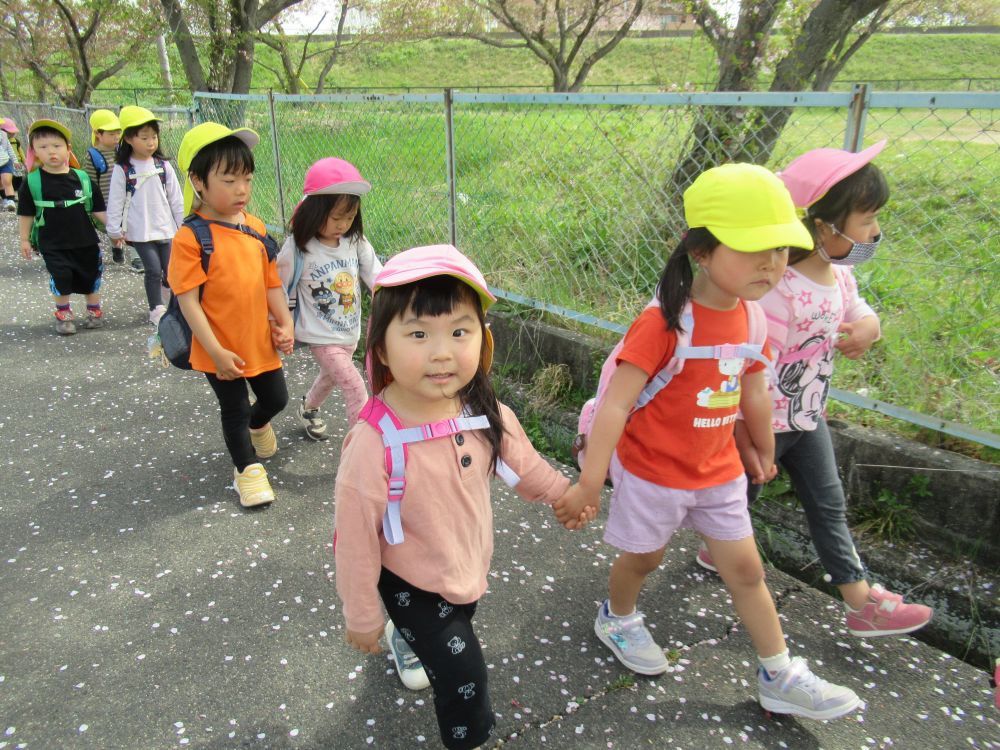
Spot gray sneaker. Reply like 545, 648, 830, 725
594, 600, 669, 675
54, 310, 76, 335
81, 309, 104, 329
296, 396, 329, 441
386, 620, 430, 690
757, 656, 861, 720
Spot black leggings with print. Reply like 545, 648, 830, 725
378, 567, 495, 750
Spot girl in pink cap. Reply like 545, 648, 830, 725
276, 157, 381, 440
334, 245, 584, 749
696, 142, 933, 638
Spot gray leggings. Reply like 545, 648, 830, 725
747, 419, 867, 585
131, 240, 171, 309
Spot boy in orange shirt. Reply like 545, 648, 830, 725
167, 122, 294, 507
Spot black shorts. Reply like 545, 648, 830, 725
41, 244, 102, 296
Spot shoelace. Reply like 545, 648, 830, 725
394, 633, 422, 670
771, 657, 827, 693
606, 611, 653, 647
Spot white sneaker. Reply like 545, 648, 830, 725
594, 599, 669, 675
233, 463, 274, 507
2, 198, 15, 212
757, 656, 861, 720
386, 620, 430, 690
149, 305, 166, 326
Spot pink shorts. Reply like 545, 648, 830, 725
603, 452, 753, 553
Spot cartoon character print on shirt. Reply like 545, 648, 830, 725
333, 271, 356, 313
310, 281, 334, 315
457, 682, 476, 700
696, 356, 744, 410
774, 333, 835, 431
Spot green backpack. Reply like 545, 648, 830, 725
26, 167, 94, 247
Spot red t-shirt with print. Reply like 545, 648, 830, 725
614, 301, 768, 490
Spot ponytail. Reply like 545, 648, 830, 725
657, 227, 718, 332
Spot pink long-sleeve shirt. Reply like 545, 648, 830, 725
334, 401, 570, 633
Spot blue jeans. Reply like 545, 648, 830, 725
747, 419, 867, 585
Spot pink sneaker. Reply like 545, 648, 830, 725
695, 541, 718, 573
845, 584, 932, 637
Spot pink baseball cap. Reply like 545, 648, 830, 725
374, 244, 496, 311
1, 118, 18, 134
777, 140, 887, 209
303, 157, 371, 197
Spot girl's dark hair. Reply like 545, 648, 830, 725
187, 135, 255, 186
789, 162, 890, 266
366, 276, 504, 472
29, 126, 68, 146
656, 227, 719, 332
290, 194, 363, 250
117, 120, 168, 164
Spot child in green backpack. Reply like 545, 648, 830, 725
17, 119, 108, 335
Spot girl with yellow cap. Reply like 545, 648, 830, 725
106, 106, 184, 324
555, 163, 861, 721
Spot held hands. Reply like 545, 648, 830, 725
346, 624, 384, 654
269, 319, 294, 355
733, 421, 777, 485
835, 318, 879, 360
211, 349, 246, 380
112, 237, 126, 249
552, 483, 600, 530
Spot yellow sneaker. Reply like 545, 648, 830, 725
234, 463, 274, 507
249, 423, 278, 458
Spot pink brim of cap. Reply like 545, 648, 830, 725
778, 139, 887, 209
374, 245, 496, 310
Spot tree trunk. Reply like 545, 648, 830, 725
160, 0, 208, 91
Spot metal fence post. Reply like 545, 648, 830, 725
843, 83, 870, 151
267, 89, 287, 230
444, 88, 458, 247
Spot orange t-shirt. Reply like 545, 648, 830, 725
167, 213, 282, 377
614, 301, 769, 490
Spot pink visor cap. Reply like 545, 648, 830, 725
374, 244, 496, 311
777, 140, 887, 209
1, 118, 17, 134
303, 157, 371, 198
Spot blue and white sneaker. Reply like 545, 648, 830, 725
758, 656, 861, 720
594, 599, 669, 675
386, 619, 430, 691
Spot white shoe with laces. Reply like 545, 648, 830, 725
594, 599, 669, 675
386, 620, 430, 690
757, 656, 861, 720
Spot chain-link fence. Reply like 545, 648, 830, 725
3, 90, 997, 448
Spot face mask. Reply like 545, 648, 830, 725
818, 223, 882, 266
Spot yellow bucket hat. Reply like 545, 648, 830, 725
684, 163, 814, 252
26, 119, 80, 170
177, 122, 259, 214
117, 105, 161, 135
89, 109, 121, 146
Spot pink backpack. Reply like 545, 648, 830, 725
358, 396, 520, 545
572, 299, 771, 471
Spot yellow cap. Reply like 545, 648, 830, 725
177, 122, 259, 214
117, 105, 161, 135
26, 119, 80, 170
89, 109, 121, 146
683, 163, 814, 252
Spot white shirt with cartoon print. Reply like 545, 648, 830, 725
276, 234, 382, 346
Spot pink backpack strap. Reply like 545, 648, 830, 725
360, 396, 495, 545
775, 269, 850, 365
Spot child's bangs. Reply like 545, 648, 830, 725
210, 138, 256, 175
402, 277, 482, 321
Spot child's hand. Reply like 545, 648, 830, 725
212, 349, 245, 380
734, 420, 777, 485
269, 319, 294, 355
113, 237, 126, 249
553, 484, 599, 530
20, 239, 33, 260
346, 625, 384, 654
835, 318, 879, 360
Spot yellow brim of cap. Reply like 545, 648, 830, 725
178, 123, 259, 214
712, 219, 814, 253
29, 119, 72, 144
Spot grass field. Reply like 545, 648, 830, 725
65, 33, 1000, 105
